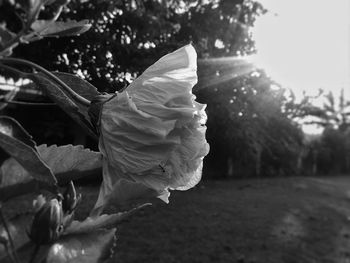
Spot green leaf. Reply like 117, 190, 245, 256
46, 229, 116, 263
53, 72, 100, 123
0, 144, 101, 201
0, 66, 23, 109
36, 144, 102, 183
0, 116, 35, 148
53, 72, 99, 101
0, 158, 31, 186
0, 89, 18, 110
0, 213, 32, 260
29, 73, 97, 139
31, 20, 92, 37
0, 229, 116, 263
1, 144, 102, 187
0, 117, 56, 185
0, 25, 16, 46
28, 0, 49, 22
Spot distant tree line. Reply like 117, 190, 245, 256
299, 90, 350, 175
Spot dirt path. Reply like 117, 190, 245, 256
111, 176, 350, 263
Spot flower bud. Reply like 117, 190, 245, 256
62, 181, 81, 214
29, 198, 63, 244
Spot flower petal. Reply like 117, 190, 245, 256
100, 92, 179, 174
127, 44, 197, 107
96, 44, 209, 208
94, 160, 166, 211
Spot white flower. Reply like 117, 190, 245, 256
94, 44, 209, 210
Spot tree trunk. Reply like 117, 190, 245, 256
227, 156, 234, 177
255, 146, 262, 177
312, 150, 318, 175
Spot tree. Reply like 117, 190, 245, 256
9, 0, 266, 91
2, 0, 305, 178
296, 89, 350, 175
197, 66, 303, 178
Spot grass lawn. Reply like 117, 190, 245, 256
4, 176, 350, 262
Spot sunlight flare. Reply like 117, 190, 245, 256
252, 0, 350, 99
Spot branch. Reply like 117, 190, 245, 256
0, 59, 91, 106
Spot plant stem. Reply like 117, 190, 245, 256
0, 58, 91, 106
0, 205, 20, 263
0, 17, 30, 57
0, 4, 63, 57
0, 63, 27, 78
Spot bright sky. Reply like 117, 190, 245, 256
252, 0, 350, 100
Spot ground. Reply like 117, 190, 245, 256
4, 176, 350, 262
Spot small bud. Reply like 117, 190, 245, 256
29, 198, 63, 244
62, 181, 81, 214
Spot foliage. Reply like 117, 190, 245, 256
290, 89, 350, 176
0, 1, 172, 262
1, 0, 308, 180
9, 0, 266, 91
197, 68, 303, 177
0, 1, 216, 262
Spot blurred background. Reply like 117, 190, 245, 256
1, 0, 350, 262
1, 0, 350, 178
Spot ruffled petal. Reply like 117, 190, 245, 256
96, 44, 209, 209
166, 117, 210, 190
94, 160, 167, 211
127, 44, 197, 107
100, 92, 179, 174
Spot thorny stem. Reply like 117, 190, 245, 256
0, 205, 20, 263
0, 58, 91, 106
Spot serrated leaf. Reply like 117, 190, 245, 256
65, 203, 151, 235
32, 20, 91, 37
28, 73, 97, 139
1, 144, 102, 187
46, 229, 116, 263
0, 117, 56, 185
36, 144, 102, 183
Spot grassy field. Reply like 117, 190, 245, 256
4, 176, 350, 262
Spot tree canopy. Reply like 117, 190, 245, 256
3, 0, 349, 178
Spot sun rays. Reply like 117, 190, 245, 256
251, 0, 350, 99
196, 55, 258, 90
